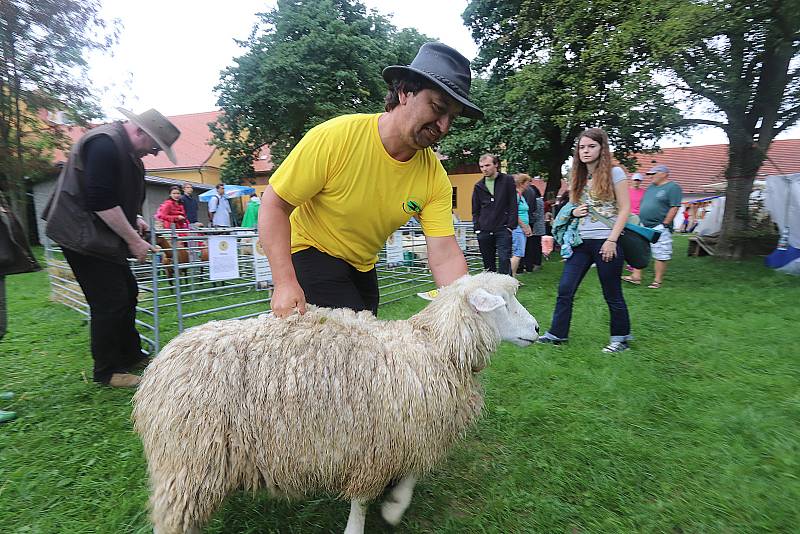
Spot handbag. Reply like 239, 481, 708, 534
588, 207, 662, 269
0, 197, 41, 275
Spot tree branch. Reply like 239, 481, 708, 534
774, 105, 800, 136
676, 118, 728, 130
672, 54, 731, 113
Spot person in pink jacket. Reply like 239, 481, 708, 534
629, 173, 645, 215
156, 186, 189, 230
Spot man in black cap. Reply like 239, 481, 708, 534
260, 42, 483, 318
43, 108, 180, 387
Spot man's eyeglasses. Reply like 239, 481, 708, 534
646, 172, 657, 175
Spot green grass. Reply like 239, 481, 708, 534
2, 236, 799, 533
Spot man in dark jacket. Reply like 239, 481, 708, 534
180, 182, 200, 228
43, 108, 180, 388
472, 154, 517, 274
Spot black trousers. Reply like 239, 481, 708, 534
62, 248, 144, 382
521, 234, 543, 271
291, 247, 379, 316
477, 230, 512, 275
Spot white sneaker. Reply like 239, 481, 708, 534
602, 341, 629, 353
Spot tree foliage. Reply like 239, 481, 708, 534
643, 0, 800, 258
437, 77, 549, 175
451, 0, 682, 193
0, 0, 115, 234
459, 0, 800, 257
211, 0, 429, 184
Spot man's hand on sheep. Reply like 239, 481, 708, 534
271, 279, 307, 317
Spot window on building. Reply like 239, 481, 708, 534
452, 186, 458, 208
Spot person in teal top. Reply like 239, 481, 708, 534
638, 168, 683, 228
511, 174, 533, 278
623, 164, 683, 289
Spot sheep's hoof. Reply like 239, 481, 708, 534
380, 499, 406, 526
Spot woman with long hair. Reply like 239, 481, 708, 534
537, 128, 632, 352
155, 186, 189, 230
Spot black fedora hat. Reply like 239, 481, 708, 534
382, 42, 484, 120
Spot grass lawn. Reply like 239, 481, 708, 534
1, 236, 799, 533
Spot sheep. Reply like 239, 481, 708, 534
132, 272, 539, 534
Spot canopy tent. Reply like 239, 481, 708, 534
693, 187, 769, 238
683, 195, 722, 204
198, 185, 255, 202
764, 173, 800, 275
700, 180, 766, 193
694, 197, 726, 237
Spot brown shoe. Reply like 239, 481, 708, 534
107, 373, 142, 388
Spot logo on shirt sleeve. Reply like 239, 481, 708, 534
402, 199, 423, 214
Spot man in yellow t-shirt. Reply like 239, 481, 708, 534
260, 42, 484, 317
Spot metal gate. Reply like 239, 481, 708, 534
45, 223, 483, 355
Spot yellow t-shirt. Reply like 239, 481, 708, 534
270, 113, 454, 271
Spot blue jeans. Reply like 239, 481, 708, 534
547, 239, 631, 342
477, 229, 512, 274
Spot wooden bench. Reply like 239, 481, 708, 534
688, 236, 715, 257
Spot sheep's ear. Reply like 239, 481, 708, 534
468, 288, 506, 312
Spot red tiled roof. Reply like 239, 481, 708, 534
626, 138, 800, 194
48, 110, 274, 173
253, 145, 274, 173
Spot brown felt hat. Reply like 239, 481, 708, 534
117, 107, 180, 164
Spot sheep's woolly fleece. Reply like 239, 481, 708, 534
132, 273, 518, 530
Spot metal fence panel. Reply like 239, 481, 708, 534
45, 223, 483, 355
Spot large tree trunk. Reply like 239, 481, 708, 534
716, 137, 764, 259
0, 276, 6, 340
544, 125, 575, 196
545, 152, 563, 196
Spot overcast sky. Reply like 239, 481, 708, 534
89, 0, 797, 148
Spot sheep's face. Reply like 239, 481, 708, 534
467, 286, 539, 347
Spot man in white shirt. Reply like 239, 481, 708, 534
208, 183, 232, 227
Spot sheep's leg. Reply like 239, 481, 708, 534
380, 474, 417, 525
343, 498, 368, 534
150, 471, 219, 534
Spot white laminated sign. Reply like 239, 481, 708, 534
208, 235, 239, 281
253, 239, 273, 289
